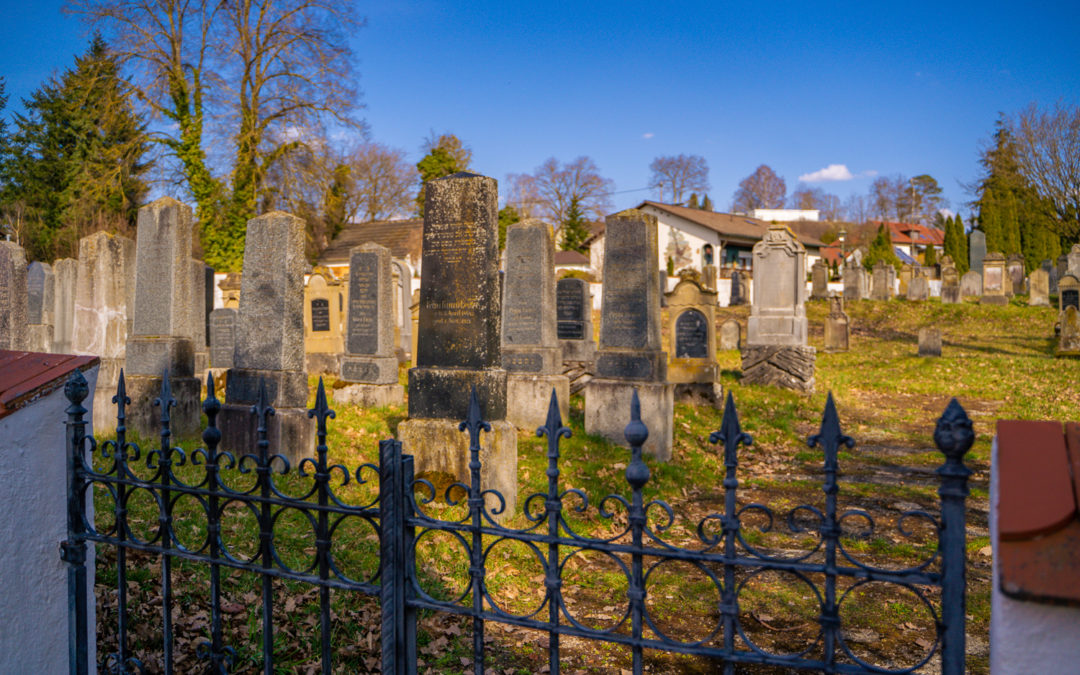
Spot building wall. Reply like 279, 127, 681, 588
749, 208, 820, 222
0, 365, 99, 675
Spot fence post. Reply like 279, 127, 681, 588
624, 390, 650, 675
934, 399, 973, 675
380, 438, 414, 674
61, 369, 90, 675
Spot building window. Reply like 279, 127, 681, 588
703, 244, 714, 266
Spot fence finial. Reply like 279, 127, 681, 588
624, 389, 650, 490
153, 369, 175, 424
934, 398, 974, 462
537, 387, 567, 439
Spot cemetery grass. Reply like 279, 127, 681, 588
89, 297, 1073, 673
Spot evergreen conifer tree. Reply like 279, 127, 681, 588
686, 192, 699, 209
701, 194, 714, 211
863, 224, 901, 271
559, 196, 591, 254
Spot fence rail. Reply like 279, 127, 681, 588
62, 368, 972, 674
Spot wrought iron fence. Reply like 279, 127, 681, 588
61, 368, 972, 674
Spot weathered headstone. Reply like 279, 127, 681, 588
729, 269, 747, 306
397, 173, 517, 512
1006, 254, 1025, 296
811, 259, 829, 300
719, 318, 741, 351
220, 211, 314, 463
1058, 275, 1079, 313
557, 277, 595, 363
26, 261, 54, 352
1043, 259, 1058, 295
960, 270, 982, 299
918, 327, 942, 357
0, 241, 28, 351
209, 308, 237, 369
585, 208, 673, 460
980, 253, 1009, 305
218, 273, 242, 309
1059, 305, 1080, 356
701, 264, 718, 292
303, 269, 345, 375
907, 274, 929, 301
969, 230, 986, 274
500, 220, 570, 428
72, 231, 135, 432
843, 260, 863, 302
741, 224, 815, 391
190, 259, 210, 375
871, 261, 894, 301
823, 295, 849, 353
666, 279, 720, 407
124, 197, 201, 438
1068, 244, 1080, 279
392, 259, 413, 363
941, 263, 961, 304
1029, 268, 1050, 307
336, 243, 405, 407
51, 258, 77, 354
898, 263, 913, 296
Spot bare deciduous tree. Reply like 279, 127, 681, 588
789, 185, 843, 220
512, 157, 614, 228
649, 154, 709, 204
1011, 102, 1080, 237
731, 164, 786, 212
347, 142, 415, 222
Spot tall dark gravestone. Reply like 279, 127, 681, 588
501, 220, 569, 429
556, 277, 595, 361
0, 241, 28, 351
969, 230, 986, 275
220, 211, 314, 463
124, 198, 201, 437
397, 173, 517, 515
585, 209, 673, 460
336, 243, 404, 406
26, 261, 54, 352
209, 308, 236, 369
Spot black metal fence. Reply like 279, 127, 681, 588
61, 368, 973, 674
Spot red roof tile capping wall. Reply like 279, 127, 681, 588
0, 350, 100, 420
996, 419, 1080, 605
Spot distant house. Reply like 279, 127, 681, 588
749, 208, 820, 222
553, 249, 590, 275
317, 217, 423, 277
873, 221, 945, 262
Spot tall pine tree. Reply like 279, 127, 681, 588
559, 195, 591, 254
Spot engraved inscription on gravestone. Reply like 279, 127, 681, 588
675, 309, 708, 358
1064, 290, 1079, 310
310, 298, 330, 332
347, 251, 379, 355
340, 360, 380, 382
985, 266, 1003, 292
601, 225, 649, 350
556, 279, 585, 340
595, 352, 653, 379
503, 353, 543, 373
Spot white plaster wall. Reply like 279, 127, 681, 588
0, 366, 98, 674
990, 435, 1080, 674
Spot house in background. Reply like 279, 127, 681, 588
874, 221, 945, 263
749, 208, 820, 222
553, 249, 591, 276
318, 217, 423, 278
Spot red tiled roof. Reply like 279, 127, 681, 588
818, 245, 844, 265
637, 201, 826, 248
874, 221, 945, 247
0, 350, 100, 420
553, 250, 589, 265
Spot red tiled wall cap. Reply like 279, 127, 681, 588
996, 420, 1075, 540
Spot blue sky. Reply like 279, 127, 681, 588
3, 1, 1079, 219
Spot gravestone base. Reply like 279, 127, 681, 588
334, 382, 404, 407
194, 351, 209, 376
673, 382, 723, 409
92, 357, 124, 434
305, 352, 341, 376
341, 355, 399, 385
125, 336, 195, 377
740, 345, 816, 392
506, 373, 570, 431
225, 368, 309, 409
668, 359, 718, 384
980, 295, 1009, 306
124, 374, 202, 438
1030, 296, 1050, 307
27, 324, 53, 353
408, 367, 507, 420
941, 286, 961, 304
593, 348, 668, 382
218, 404, 314, 463
397, 418, 517, 521
559, 339, 595, 363
584, 379, 674, 461
503, 346, 562, 375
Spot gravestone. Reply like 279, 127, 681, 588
729, 269, 747, 306
1068, 244, 1080, 279
190, 259, 210, 375
941, 264, 961, 304
0, 241, 28, 351
907, 274, 929, 301
741, 224, 815, 391
218, 273, 242, 309
397, 173, 517, 513
209, 308, 237, 369
1058, 307, 1080, 357
26, 261, 54, 352
961, 270, 982, 299
719, 318, 741, 351
501, 220, 570, 428
898, 263, 913, 296
811, 260, 829, 299
585, 208, 673, 460
304, 270, 345, 375
336, 243, 405, 407
871, 261, 894, 300
665, 278, 720, 407
981, 253, 1009, 305
392, 259, 413, 363
51, 258, 77, 354
970, 230, 986, 274
1029, 268, 1050, 307
1043, 259, 1058, 295
918, 327, 942, 357
72, 231, 135, 433
1058, 275, 1079, 313
701, 264, 718, 292
843, 260, 867, 302
1006, 254, 1025, 296
124, 198, 201, 438
823, 295, 849, 353
557, 277, 595, 363
220, 211, 314, 463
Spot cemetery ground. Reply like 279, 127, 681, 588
88, 296, 1073, 674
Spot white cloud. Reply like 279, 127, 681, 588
862, 169, 878, 178
642, 132, 654, 139
799, 164, 854, 182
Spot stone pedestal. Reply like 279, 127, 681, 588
219, 404, 315, 464
506, 373, 569, 431
305, 353, 341, 376
337, 353, 404, 406
398, 418, 517, 511
584, 380, 674, 461
740, 346, 816, 392
335, 382, 404, 407
124, 374, 202, 439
